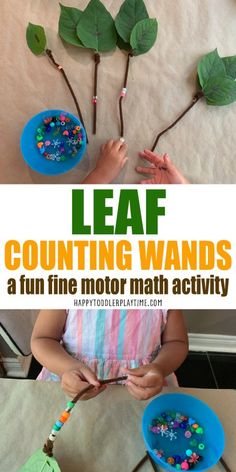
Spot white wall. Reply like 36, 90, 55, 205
183, 310, 236, 335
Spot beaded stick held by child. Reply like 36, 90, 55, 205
19, 375, 127, 471
32, 309, 188, 400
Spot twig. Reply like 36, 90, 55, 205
131, 453, 148, 472
43, 375, 127, 456
219, 457, 232, 472
146, 451, 160, 471
119, 52, 132, 138
151, 90, 204, 151
92, 52, 101, 134
45, 49, 88, 143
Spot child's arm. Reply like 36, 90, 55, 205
124, 310, 188, 400
31, 310, 106, 399
136, 150, 190, 184
82, 139, 128, 184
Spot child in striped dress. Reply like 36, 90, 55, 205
32, 309, 188, 400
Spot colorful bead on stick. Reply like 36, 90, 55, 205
120, 87, 127, 97
42, 376, 127, 458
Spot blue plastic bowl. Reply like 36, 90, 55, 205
142, 393, 224, 471
20, 109, 87, 175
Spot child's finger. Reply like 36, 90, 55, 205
128, 373, 158, 388
79, 366, 100, 387
106, 139, 114, 149
139, 150, 163, 165
139, 178, 157, 185
123, 365, 147, 376
126, 382, 153, 401
121, 156, 129, 168
136, 166, 157, 175
81, 385, 107, 400
163, 153, 174, 169
120, 143, 128, 154
113, 139, 125, 151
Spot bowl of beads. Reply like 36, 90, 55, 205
142, 393, 224, 471
20, 109, 87, 175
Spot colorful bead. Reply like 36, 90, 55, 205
189, 453, 200, 464
49, 434, 56, 442
156, 450, 164, 458
67, 401, 75, 409
181, 461, 189, 470
55, 420, 64, 428
196, 427, 203, 434
35, 115, 83, 163
189, 439, 198, 447
120, 87, 127, 97
173, 455, 181, 464
149, 410, 205, 469
61, 411, 70, 420
52, 424, 61, 431
188, 418, 196, 426
51, 429, 59, 436
198, 443, 205, 450
180, 421, 187, 429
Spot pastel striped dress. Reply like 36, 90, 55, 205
37, 309, 177, 385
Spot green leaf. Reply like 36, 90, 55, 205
19, 449, 61, 472
76, 0, 117, 52
115, 0, 149, 43
203, 75, 236, 106
26, 23, 47, 55
130, 18, 158, 56
58, 4, 84, 47
197, 49, 226, 88
117, 35, 131, 51
222, 55, 236, 79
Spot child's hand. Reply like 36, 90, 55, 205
123, 364, 164, 400
136, 150, 189, 184
88, 139, 128, 183
61, 365, 107, 399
